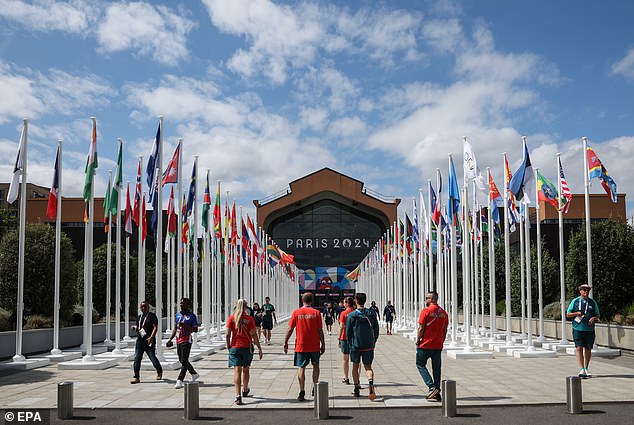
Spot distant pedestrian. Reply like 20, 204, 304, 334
383, 300, 396, 335
369, 301, 380, 320
167, 298, 199, 389
346, 292, 380, 400
226, 299, 263, 405
566, 284, 600, 378
283, 292, 325, 402
335, 301, 345, 321
338, 296, 355, 385
324, 302, 336, 335
261, 296, 277, 345
415, 291, 448, 402
130, 301, 163, 384
252, 302, 263, 341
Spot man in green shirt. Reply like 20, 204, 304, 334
566, 284, 600, 379
261, 297, 277, 345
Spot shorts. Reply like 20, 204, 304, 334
385, 317, 393, 323
350, 349, 374, 365
262, 319, 273, 330
572, 329, 595, 349
294, 352, 320, 367
340, 340, 350, 355
228, 347, 253, 367
325, 318, 333, 325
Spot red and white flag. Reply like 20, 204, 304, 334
133, 158, 142, 226
558, 157, 572, 213
46, 145, 60, 220
162, 141, 180, 186
124, 183, 133, 235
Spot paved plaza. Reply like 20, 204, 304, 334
1, 321, 633, 411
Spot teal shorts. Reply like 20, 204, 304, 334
229, 347, 253, 367
350, 350, 374, 365
340, 340, 350, 355
294, 352, 320, 367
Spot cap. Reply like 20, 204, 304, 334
579, 283, 592, 290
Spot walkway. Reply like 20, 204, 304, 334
1, 321, 633, 410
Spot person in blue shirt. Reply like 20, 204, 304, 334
566, 284, 600, 378
167, 298, 199, 389
346, 292, 380, 400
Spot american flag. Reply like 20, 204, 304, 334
558, 157, 572, 213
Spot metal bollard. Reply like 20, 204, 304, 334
441, 380, 457, 418
184, 381, 199, 420
566, 376, 583, 414
314, 381, 329, 420
57, 381, 73, 420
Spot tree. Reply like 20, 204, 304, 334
566, 220, 634, 320
510, 239, 559, 317
0, 223, 78, 320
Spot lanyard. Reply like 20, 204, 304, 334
578, 298, 589, 315
139, 313, 148, 329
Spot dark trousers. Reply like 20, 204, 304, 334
177, 342, 197, 381
133, 338, 163, 378
416, 348, 442, 390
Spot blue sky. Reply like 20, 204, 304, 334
1, 0, 633, 221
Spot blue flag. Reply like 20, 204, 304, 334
151, 176, 159, 237
509, 139, 533, 204
146, 123, 161, 202
185, 160, 197, 219
447, 156, 460, 226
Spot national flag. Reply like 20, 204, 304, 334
489, 173, 504, 225
405, 213, 414, 255
83, 118, 98, 202
151, 175, 159, 237
536, 171, 559, 209
181, 194, 189, 245
213, 181, 221, 238
480, 208, 489, 233
141, 193, 147, 243
267, 243, 281, 267
166, 186, 177, 237
8, 125, 26, 204
185, 160, 196, 218
146, 122, 160, 202
509, 139, 534, 204
504, 154, 519, 231
447, 156, 460, 226
586, 144, 618, 203
133, 158, 142, 226
162, 141, 180, 186
345, 264, 360, 282
412, 199, 419, 250
103, 176, 111, 233
558, 157, 572, 213
280, 248, 295, 265
463, 138, 486, 191
430, 182, 440, 225
201, 170, 211, 232
46, 145, 60, 220
241, 218, 252, 262
108, 140, 123, 216
230, 201, 237, 246
124, 183, 133, 235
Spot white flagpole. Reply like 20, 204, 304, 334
535, 168, 545, 342
51, 139, 62, 356
124, 181, 132, 342
84, 117, 97, 362
177, 138, 183, 321
582, 137, 593, 292
503, 153, 512, 343
426, 181, 434, 293
436, 169, 444, 307
113, 139, 123, 354
519, 203, 526, 337
557, 154, 568, 344
524, 189, 534, 351
155, 116, 164, 359
13, 119, 27, 362
192, 156, 200, 349
105, 170, 113, 346
137, 157, 144, 311
487, 168, 496, 342
449, 154, 458, 347
462, 179, 472, 351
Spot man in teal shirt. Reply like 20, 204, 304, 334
566, 284, 600, 378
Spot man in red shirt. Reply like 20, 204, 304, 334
416, 291, 448, 402
338, 297, 355, 385
283, 292, 325, 402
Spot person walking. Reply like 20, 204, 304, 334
324, 302, 336, 336
369, 301, 380, 320
261, 296, 277, 345
383, 300, 396, 335
346, 292, 380, 400
415, 291, 448, 402
130, 301, 163, 384
566, 283, 600, 378
338, 296, 355, 385
226, 299, 263, 405
252, 302, 263, 342
283, 292, 325, 402
167, 298, 199, 389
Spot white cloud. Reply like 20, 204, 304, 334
329, 116, 366, 138
299, 107, 328, 131
611, 48, 634, 80
0, 0, 91, 33
96, 2, 195, 66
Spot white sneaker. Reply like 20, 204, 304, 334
191, 373, 199, 382
578, 369, 587, 378
584, 369, 591, 378
175, 379, 184, 389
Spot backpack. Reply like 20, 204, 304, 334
352, 308, 377, 349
